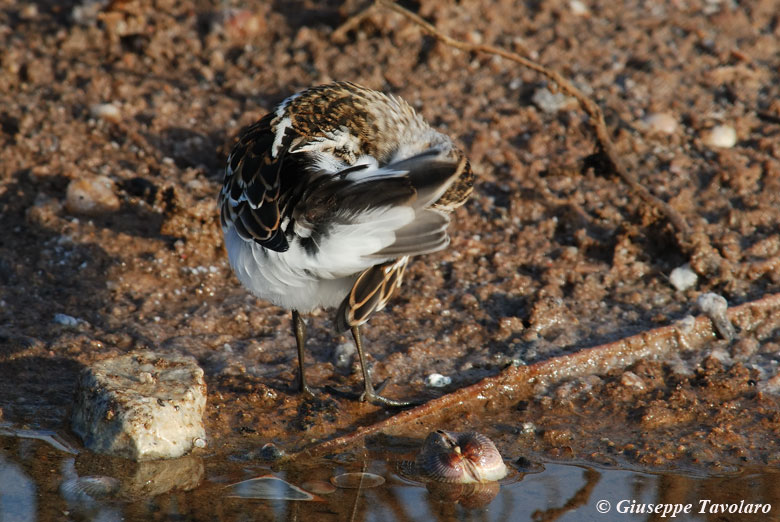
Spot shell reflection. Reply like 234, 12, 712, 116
226, 475, 318, 501
330, 472, 385, 489
426, 480, 501, 509
416, 430, 507, 484
60, 475, 121, 503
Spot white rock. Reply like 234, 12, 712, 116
669, 264, 697, 291
643, 113, 678, 134
90, 103, 122, 123
65, 175, 120, 216
532, 87, 577, 114
697, 292, 736, 341
697, 292, 728, 316
424, 373, 451, 388
333, 341, 356, 369
703, 125, 737, 148
620, 371, 645, 391
569, 0, 589, 16
53, 313, 80, 327
72, 351, 207, 461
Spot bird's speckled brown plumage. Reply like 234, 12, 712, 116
218, 82, 473, 406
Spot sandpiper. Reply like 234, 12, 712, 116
218, 81, 473, 407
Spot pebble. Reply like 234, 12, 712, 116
424, 373, 452, 388
620, 371, 646, 391
53, 313, 80, 327
71, 351, 207, 461
65, 175, 120, 216
521, 422, 536, 435
259, 442, 285, 461
90, 103, 122, 124
697, 293, 736, 341
531, 87, 577, 114
643, 113, 678, 134
569, 0, 590, 16
669, 264, 697, 291
703, 124, 737, 148
333, 342, 355, 369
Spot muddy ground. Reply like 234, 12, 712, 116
1, 0, 780, 473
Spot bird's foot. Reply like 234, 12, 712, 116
298, 381, 317, 399
360, 378, 424, 408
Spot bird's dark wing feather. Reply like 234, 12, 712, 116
219, 114, 298, 252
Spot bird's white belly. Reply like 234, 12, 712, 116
223, 226, 360, 312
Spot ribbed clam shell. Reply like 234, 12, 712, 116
415, 430, 507, 484
60, 475, 120, 503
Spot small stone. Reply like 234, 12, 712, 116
669, 264, 697, 291
53, 313, 80, 327
531, 87, 577, 114
72, 351, 207, 461
65, 175, 120, 216
19, 4, 39, 20
620, 371, 646, 391
568, 0, 589, 16
333, 342, 355, 370
259, 442, 285, 461
677, 315, 696, 335
643, 113, 678, 134
703, 125, 737, 148
424, 373, 452, 388
90, 103, 122, 123
697, 292, 736, 341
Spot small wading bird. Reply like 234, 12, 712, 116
219, 82, 473, 407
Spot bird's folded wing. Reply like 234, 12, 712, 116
219, 115, 292, 252
298, 150, 465, 259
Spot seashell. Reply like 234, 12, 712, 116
415, 430, 507, 484
330, 472, 385, 489
225, 475, 319, 501
60, 475, 120, 504
300, 480, 336, 495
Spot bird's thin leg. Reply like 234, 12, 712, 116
352, 325, 417, 408
292, 310, 315, 397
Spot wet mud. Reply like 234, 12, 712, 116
2, 1, 780, 516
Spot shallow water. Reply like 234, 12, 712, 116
2, 434, 779, 522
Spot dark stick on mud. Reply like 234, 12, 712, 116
285, 292, 780, 462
